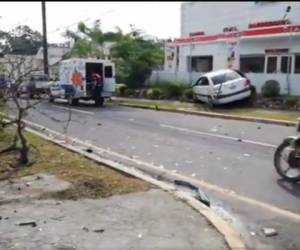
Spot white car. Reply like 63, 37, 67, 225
193, 69, 253, 106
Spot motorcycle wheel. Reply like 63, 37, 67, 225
274, 141, 300, 182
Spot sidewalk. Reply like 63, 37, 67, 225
113, 97, 298, 126
0, 173, 229, 250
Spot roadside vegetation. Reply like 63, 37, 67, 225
0, 129, 149, 199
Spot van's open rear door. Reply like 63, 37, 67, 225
103, 64, 115, 95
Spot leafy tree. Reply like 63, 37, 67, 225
65, 22, 163, 88
0, 25, 43, 55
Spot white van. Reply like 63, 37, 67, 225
49, 58, 116, 106
193, 69, 254, 106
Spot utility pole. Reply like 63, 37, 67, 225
42, 1, 49, 76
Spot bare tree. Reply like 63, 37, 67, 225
0, 54, 41, 165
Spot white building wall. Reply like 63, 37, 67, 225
152, 2, 300, 95
181, 2, 300, 37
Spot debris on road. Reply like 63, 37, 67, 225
93, 229, 105, 233
97, 123, 102, 126
263, 227, 278, 237
257, 126, 261, 130
18, 221, 37, 227
243, 153, 250, 157
250, 232, 256, 236
210, 127, 218, 132
191, 173, 196, 177
82, 226, 89, 232
138, 233, 143, 239
85, 148, 93, 153
174, 180, 210, 207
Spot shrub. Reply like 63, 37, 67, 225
183, 88, 194, 100
157, 81, 186, 99
115, 84, 127, 97
261, 80, 280, 98
146, 88, 162, 99
284, 96, 299, 108
124, 88, 135, 97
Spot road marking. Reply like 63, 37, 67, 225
74, 140, 300, 222
52, 105, 94, 115
160, 124, 277, 149
20, 118, 300, 222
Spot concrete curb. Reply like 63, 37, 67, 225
18, 120, 247, 250
117, 102, 296, 127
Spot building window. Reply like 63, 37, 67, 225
280, 56, 292, 73
190, 56, 213, 72
266, 56, 277, 73
240, 56, 265, 73
295, 55, 300, 74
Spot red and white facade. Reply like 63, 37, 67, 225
153, 2, 300, 95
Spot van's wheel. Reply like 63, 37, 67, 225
49, 95, 54, 103
68, 96, 78, 106
95, 97, 104, 107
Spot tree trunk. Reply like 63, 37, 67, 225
17, 110, 28, 165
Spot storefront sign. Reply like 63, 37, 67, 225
165, 43, 176, 71
249, 20, 289, 29
189, 31, 205, 37
223, 26, 237, 33
265, 48, 289, 54
226, 39, 240, 70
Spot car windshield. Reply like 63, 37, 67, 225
211, 71, 242, 85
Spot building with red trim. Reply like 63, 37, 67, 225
151, 2, 300, 95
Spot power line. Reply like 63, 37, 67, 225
48, 9, 114, 35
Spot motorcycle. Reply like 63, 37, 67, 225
274, 118, 300, 182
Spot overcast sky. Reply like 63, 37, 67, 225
0, 1, 181, 43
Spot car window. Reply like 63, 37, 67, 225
225, 71, 242, 81
195, 77, 209, 86
211, 74, 226, 85
211, 71, 242, 85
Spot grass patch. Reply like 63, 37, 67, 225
223, 108, 298, 122
116, 98, 298, 123
0, 129, 149, 200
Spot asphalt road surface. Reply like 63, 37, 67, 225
14, 99, 300, 250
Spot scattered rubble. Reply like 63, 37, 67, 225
18, 221, 37, 227
263, 227, 277, 237
93, 229, 105, 233
85, 148, 93, 153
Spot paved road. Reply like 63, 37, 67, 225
19, 100, 300, 249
